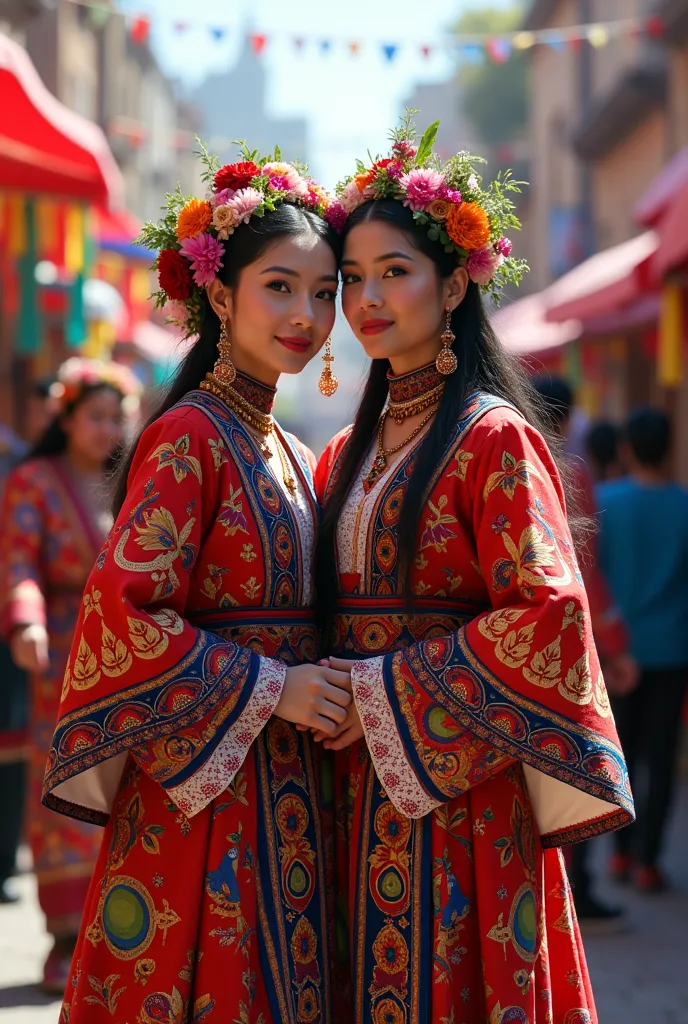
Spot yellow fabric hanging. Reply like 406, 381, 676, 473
8, 194, 27, 257
35, 198, 59, 259
657, 283, 685, 388
132, 267, 151, 304
65, 205, 85, 274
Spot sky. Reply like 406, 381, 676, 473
116, 0, 514, 187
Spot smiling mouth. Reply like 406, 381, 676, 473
360, 319, 394, 336
276, 336, 311, 353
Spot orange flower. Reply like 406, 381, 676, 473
355, 169, 375, 193
446, 201, 491, 251
176, 198, 213, 241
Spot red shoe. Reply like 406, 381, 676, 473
609, 852, 633, 883
633, 865, 668, 893
41, 942, 74, 996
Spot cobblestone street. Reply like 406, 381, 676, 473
1, 783, 686, 1023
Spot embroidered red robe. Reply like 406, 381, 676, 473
43, 390, 333, 1024
315, 392, 634, 1024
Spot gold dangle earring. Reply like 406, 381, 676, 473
436, 308, 457, 376
318, 338, 338, 397
212, 314, 236, 385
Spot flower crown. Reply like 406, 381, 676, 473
50, 357, 142, 409
335, 113, 529, 303
138, 139, 341, 339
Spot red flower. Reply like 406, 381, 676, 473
157, 248, 193, 300
214, 161, 260, 192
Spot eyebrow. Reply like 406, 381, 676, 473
261, 265, 338, 282
340, 251, 415, 266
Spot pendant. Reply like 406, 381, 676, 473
363, 453, 387, 493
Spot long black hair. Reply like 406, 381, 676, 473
28, 382, 124, 464
317, 199, 577, 624
112, 204, 341, 516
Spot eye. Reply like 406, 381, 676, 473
342, 272, 361, 285
382, 265, 407, 278
267, 280, 290, 293
316, 288, 337, 301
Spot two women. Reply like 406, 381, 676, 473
0, 359, 136, 990
42, 127, 632, 1023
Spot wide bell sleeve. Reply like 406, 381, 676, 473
0, 461, 47, 637
43, 409, 287, 824
350, 411, 634, 845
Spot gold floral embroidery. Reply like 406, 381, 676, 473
447, 449, 474, 481
414, 551, 429, 570
208, 436, 229, 470
128, 617, 169, 660
413, 581, 431, 595
70, 636, 101, 691
217, 485, 249, 537
483, 450, 544, 501
478, 607, 527, 643
492, 524, 557, 596
562, 600, 585, 640
114, 507, 196, 602
202, 564, 231, 600
593, 672, 611, 717
148, 434, 202, 484
101, 622, 133, 677
479, 608, 534, 668
558, 652, 593, 705
523, 637, 562, 689
420, 495, 458, 553
240, 577, 261, 600
240, 543, 257, 562
83, 587, 103, 620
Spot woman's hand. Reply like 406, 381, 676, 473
275, 662, 352, 735
10, 624, 49, 673
321, 701, 364, 750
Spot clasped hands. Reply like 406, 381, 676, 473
274, 656, 364, 750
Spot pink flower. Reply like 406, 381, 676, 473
442, 188, 462, 204
212, 187, 235, 208
340, 179, 367, 213
303, 178, 328, 208
496, 236, 513, 257
212, 203, 238, 240
261, 162, 307, 197
227, 187, 263, 225
179, 232, 224, 287
386, 159, 405, 180
324, 201, 347, 232
392, 140, 417, 160
467, 246, 504, 286
164, 299, 191, 325
400, 167, 446, 211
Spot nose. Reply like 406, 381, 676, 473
360, 279, 383, 310
289, 291, 315, 329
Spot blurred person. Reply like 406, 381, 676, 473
585, 420, 624, 482
313, 121, 633, 1024
26, 377, 61, 444
42, 151, 350, 1023
532, 375, 638, 932
0, 358, 137, 992
597, 407, 688, 892
0, 421, 30, 904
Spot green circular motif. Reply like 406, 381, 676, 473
510, 884, 537, 962
101, 875, 155, 960
288, 863, 308, 896
427, 705, 462, 741
379, 868, 404, 901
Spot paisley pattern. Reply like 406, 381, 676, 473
43, 391, 332, 1023
315, 393, 632, 1024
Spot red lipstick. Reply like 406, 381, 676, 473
276, 336, 311, 353
360, 318, 394, 336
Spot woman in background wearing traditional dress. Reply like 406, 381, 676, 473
42, 146, 350, 1023
0, 358, 135, 991
314, 118, 635, 1024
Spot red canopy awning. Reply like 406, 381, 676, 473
491, 291, 581, 358
635, 145, 688, 278
0, 33, 123, 207
545, 232, 658, 324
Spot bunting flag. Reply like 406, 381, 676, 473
16, 199, 43, 355
59, 3, 665, 66
657, 283, 685, 387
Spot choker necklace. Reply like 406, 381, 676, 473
387, 362, 445, 424
200, 371, 296, 495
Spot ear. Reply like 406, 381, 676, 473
443, 266, 469, 312
206, 279, 233, 325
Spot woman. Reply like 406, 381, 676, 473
314, 120, 634, 1023
0, 358, 135, 991
42, 146, 349, 1023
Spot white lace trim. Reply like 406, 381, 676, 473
168, 657, 287, 817
352, 657, 441, 820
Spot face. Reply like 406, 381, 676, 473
62, 388, 125, 466
210, 232, 338, 385
341, 219, 468, 373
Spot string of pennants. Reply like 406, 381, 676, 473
64, 1, 667, 64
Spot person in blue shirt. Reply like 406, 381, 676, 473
596, 407, 688, 892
